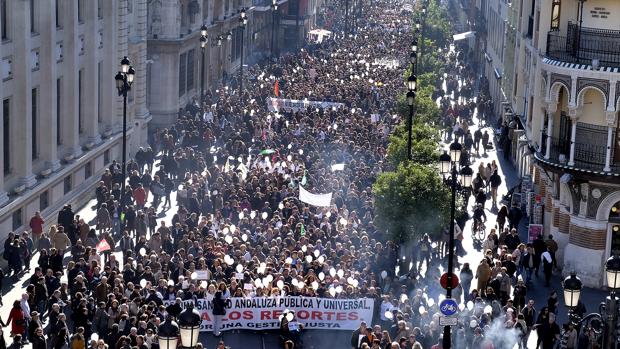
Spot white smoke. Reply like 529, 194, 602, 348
483, 317, 521, 349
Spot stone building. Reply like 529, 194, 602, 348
146, 0, 323, 126
456, 0, 620, 287
0, 0, 149, 236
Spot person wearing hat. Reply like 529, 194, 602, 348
27, 311, 43, 342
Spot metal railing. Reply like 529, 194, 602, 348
541, 136, 620, 173
545, 22, 620, 68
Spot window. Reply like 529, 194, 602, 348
57, 78, 62, 145
98, 61, 102, 123
39, 191, 49, 210
55, 0, 62, 28
3, 99, 9, 175
30, 0, 37, 33
187, 49, 195, 91
179, 52, 187, 96
12, 208, 22, 231
78, 70, 83, 133
1, 0, 8, 40
63, 175, 72, 195
550, 0, 561, 31
78, 0, 84, 23
32, 88, 38, 159
288, 0, 299, 16
85, 162, 92, 179
104, 149, 110, 164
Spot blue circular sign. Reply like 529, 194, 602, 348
439, 299, 458, 316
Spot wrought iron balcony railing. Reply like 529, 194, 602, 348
545, 21, 620, 68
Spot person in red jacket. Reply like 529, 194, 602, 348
5, 300, 25, 337
29, 211, 44, 248
132, 184, 147, 209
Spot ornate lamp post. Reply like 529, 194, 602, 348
438, 141, 473, 349
114, 57, 135, 212
238, 8, 248, 97
199, 24, 208, 111
561, 255, 620, 349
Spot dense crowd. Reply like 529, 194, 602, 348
0, 0, 583, 349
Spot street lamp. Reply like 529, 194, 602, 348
114, 56, 135, 214
178, 303, 201, 349
561, 255, 620, 349
199, 25, 208, 112
158, 316, 180, 349
438, 142, 473, 349
238, 9, 248, 98
271, 0, 279, 57
406, 73, 417, 161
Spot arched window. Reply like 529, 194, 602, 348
550, 0, 561, 31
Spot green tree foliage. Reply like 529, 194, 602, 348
386, 123, 441, 166
373, 163, 451, 243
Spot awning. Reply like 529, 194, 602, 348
453, 31, 475, 41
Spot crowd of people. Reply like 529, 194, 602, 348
0, 0, 584, 349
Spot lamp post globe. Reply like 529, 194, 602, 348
411, 39, 418, 53
459, 165, 473, 188
407, 74, 417, 92
178, 303, 201, 348
158, 317, 180, 349
563, 273, 583, 308
406, 91, 416, 106
439, 151, 451, 175
606, 255, 620, 289
449, 141, 462, 163
121, 56, 130, 73
200, 24, 208, 37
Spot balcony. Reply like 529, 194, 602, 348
537, 120, 620, 176
546, 22, 620, 68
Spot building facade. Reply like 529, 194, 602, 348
146, 0, 323, 127
0, 0, 149, 238
460, 0, 620, 287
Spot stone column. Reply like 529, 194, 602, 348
133, 0, 149, 120
83, 0, 101, 146
116, 0, 129, 134
61, 0, 82, 159
567, 106, 580, 167
604, 111, 617, 172
101, 0, 119, 135
38, 0, 60, 172
0, 6, 7, 205
546, 115, 554, 160
11, 0, 36, 188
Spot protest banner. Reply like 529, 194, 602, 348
299, 185, 332, 207
163, 297, 374, 332
267, 97, 345, 113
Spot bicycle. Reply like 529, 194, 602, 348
471, 220, 486, 241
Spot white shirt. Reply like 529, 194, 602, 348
541, 251, 553, 264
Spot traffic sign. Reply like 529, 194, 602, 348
439, 316, 458, 326
439, 298, 458, 316
440, 273, 459, 289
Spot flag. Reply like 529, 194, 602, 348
274, 80, 280, 97
301, 170, 307, 186
300, 223, 306, 236
96, 239, 111, 253
259, 149, 276, 155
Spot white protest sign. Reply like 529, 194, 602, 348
267, 98, 345, 113
163, 297, 374, 332
299, 185, 333, 207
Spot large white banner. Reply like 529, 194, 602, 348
163, 297, 374, 332
299, 185, 333, 207
267, 97, 345, 112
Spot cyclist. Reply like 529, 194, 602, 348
473, 204, 487, 233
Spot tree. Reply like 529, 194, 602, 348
386, 123, 441, 166
373, 163, 451, 244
